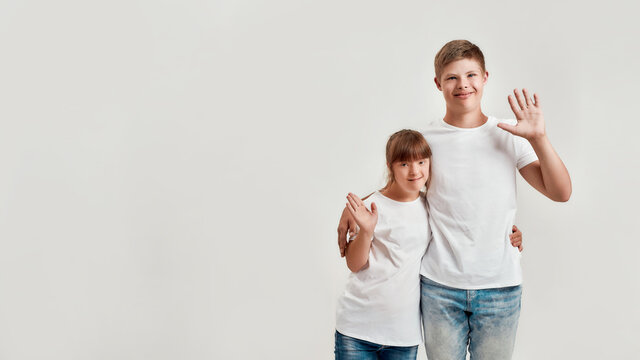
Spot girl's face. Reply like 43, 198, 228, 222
390, 158, 430, 193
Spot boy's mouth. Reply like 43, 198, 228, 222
454, 92, 474, 99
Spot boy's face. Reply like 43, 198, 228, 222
434, 58, 488, 113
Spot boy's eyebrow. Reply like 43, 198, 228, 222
444, 70, 480, 77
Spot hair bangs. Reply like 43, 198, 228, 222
387, 131, 432, 164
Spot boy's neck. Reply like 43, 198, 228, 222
443, 107, 488, 128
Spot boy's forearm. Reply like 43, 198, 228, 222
529, 135, 572, 201
345, 230, 373, 272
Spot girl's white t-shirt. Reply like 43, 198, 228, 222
335, 191, 430, 346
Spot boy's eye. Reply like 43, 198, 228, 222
447, 76, 456, 80
468, 73, 476, 77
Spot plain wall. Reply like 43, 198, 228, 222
0, 0, 638, 359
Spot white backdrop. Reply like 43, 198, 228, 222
1, 1, 639, 359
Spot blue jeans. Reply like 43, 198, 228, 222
420, 276, 522, 360
334, 331, 418, 360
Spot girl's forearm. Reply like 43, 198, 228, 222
345, 230, 373, 272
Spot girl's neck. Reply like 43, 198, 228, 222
381, 183, 421, 202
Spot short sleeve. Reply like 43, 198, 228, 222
514, 133, 538, 169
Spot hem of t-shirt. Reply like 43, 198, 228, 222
517, 152, 538, 170
419, 272, 522, 290
334, 327, 422, 347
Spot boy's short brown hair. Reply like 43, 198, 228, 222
434, 40, 486, 81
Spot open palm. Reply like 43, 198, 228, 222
345, 193, 378, 235
497, 88, 546, 140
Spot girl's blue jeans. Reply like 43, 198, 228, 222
334, 331, 418, 360
420, 276, 522, 360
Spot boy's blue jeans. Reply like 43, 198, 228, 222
334, 331, 418, 360
420, 276, 521, 360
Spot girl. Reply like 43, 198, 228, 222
334, 129, 431, 360
334, 130, 523, 360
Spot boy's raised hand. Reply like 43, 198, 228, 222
498, 89, 546, 141
345, 193, 377, 235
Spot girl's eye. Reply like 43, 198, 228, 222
401, 163, 408, 167
419, 161, 424, 164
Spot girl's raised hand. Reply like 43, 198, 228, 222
345, 193, 378, 235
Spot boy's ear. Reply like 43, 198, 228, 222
483, 71, 489, 84
434, 77, 442, 91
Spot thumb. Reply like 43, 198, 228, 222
370, 202, 378, 215
497, 122, 517, 135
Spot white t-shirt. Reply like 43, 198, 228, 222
336, 191, 430, 346
420, 116, 538, 289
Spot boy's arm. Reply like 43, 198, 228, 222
345, 230, 374, 272
498, 89, 572, 202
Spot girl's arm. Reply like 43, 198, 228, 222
337, 191, 375, 257
344, 193, 378, 272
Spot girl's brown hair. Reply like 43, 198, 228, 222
381, 129, 432, 192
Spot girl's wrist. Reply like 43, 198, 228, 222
357, 228, 374, 239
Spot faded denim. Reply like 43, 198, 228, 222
334, 331, 418, 360
420, 276, 522, 360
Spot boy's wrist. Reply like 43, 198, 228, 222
527, 133, 549, 147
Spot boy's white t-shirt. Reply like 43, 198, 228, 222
336, 191, 430, 346
420, 116, 538, 289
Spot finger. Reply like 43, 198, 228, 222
522, 88, 533, 107
346, 201, 356, 218
347, 193, 363, 209
497, 122, 517, 135
533, 93, 541, 108
511, 240, 522, 248
508, 95, 522, 117
346, 195, 359, 211
512, 225, 518, 233
338, 208, 349, 256
514, 89, 527, 110
338, 231, 346, 257
519, 244, 523, 252
349, 193, 364, 206
348, 216, 357, 236
370, 202, 378, 215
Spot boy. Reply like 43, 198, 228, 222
337, 40, 571, 359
